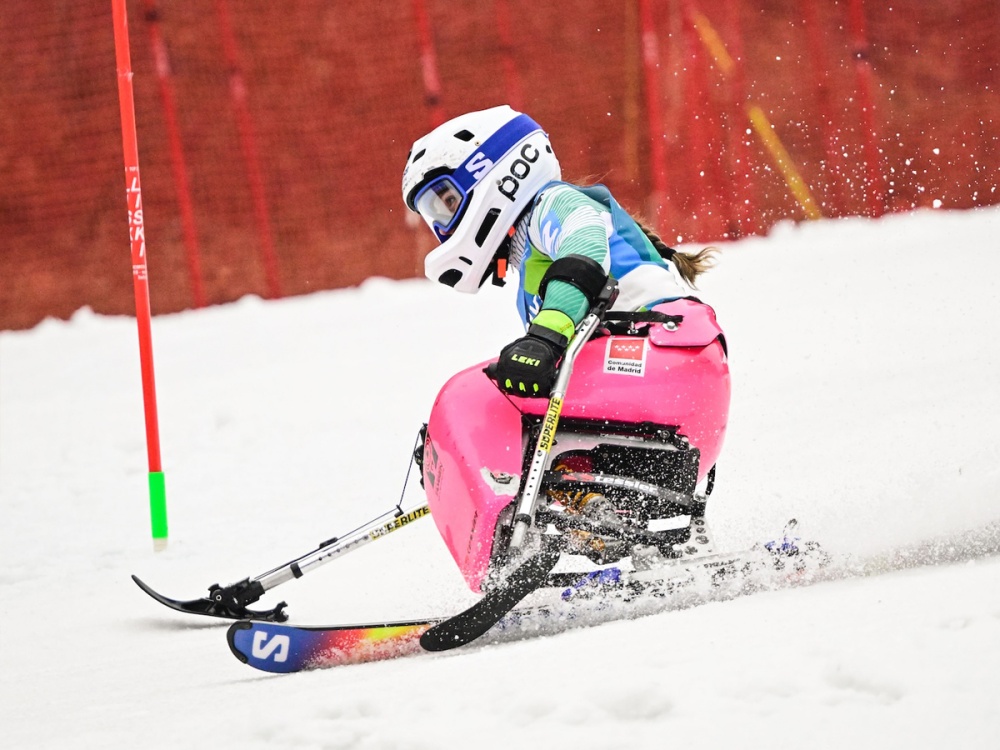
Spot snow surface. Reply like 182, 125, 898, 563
2, 207, 1000, 749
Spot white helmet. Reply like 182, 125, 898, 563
402, 105, 561, 293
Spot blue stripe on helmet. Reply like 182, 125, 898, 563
451, 114, 542, 192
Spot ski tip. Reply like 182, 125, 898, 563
420, 548, 561, 653
131, 574, 159, 598
131, 574, 183, 607
227, 621, 252, 663
419, 628, 459, 653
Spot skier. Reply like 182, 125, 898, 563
402, 105, 715, 397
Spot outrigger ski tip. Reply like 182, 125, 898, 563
420, 548, 562, 652
131, 574, 289, 623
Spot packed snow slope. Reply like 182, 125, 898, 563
2, 207, 999, 750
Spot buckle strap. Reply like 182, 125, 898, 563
603, 311, 683, 335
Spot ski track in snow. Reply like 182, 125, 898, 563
2, 207, 1000, 749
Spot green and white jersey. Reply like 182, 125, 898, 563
511, 181, 689, 330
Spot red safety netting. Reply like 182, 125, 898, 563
2, 0, 997, 329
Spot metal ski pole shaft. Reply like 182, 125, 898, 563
508, 280, 618, 552
251, 500, 431, 592
133, 498, 433, 622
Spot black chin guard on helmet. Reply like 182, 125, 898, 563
538, 255, 609, 305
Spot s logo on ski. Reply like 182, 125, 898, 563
251, 631, 290, 663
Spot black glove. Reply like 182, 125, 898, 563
493, 326, 568, 397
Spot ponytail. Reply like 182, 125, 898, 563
637, 222, 717, 288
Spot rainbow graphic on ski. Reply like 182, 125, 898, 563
228, 619, 438, 673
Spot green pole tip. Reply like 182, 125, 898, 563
149, 471, 169, 543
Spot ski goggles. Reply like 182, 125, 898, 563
413, 176, 468, 236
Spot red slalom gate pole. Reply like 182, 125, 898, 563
411, 0, 446, 128
494, 0, 524, 111
687, 1, 729, 240
722, 0, 758, 236
408, 0, 446, 270
681, 1, 710, 241
623, 0, 643, 184
846, 0, 885, 217
141, 0, 207, 308
111, 0, 169, 548
801, 0, 847, 217
637, 0, 670, 234
214, 0, 284, 298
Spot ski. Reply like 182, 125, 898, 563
419, 548, 562, 652
132, 574, 289, 622
226, 539, 829, 674
228, 618, 440, 673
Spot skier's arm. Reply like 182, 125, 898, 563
530, 186, 613, 340
493, 187, 613, 397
